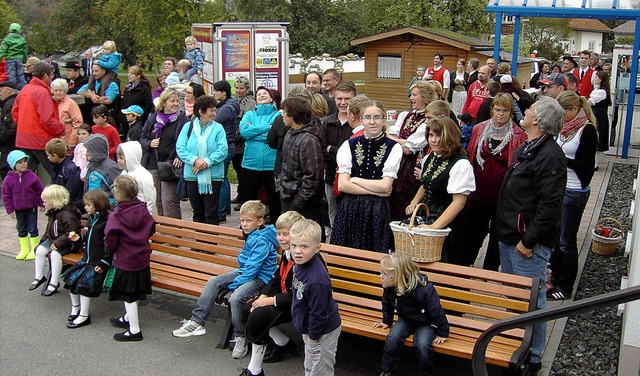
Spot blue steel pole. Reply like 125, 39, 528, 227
622, 17, 640, 159
512, 15, 521, 75
494, 13, 503, 63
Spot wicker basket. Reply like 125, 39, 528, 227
591, 217, 624, 256
390, 203, 451, 262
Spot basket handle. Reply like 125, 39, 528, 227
596, 217, 624, 233
409, 203, 430, 231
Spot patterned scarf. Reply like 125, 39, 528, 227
560, 108, 588, 140
153, 111, 180, 138
475, 118, 513, 170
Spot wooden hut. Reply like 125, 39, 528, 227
350, 26, 533, 113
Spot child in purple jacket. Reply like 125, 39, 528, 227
1, 150, 44, 260
97, 175, 155, 341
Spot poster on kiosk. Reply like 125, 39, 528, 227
191, 22, 289, 98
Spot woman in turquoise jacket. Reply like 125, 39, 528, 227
240, 86, 281, 220
176, 96, 228, 225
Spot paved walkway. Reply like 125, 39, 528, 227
0, 153, 635, 375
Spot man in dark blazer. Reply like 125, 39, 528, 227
466, 58, 480, 91
81, 49, 93, 78
64, 61, 88, 95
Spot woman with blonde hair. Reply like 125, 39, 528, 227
547, 91, 598, 301
139, 88, 188, 219
387, 80, 441, 221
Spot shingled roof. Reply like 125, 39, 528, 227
350, 26, 493, 51
613, 20, 635, 35
568, 19, 613, 33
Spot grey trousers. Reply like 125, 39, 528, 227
151, 169, 182, 219
302, 325, 341, 376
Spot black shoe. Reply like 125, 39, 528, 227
263, 340, 297, 363
110, 316, 129, 329
68, 305, 81, 321
231, 196, 240, 204
238, 368, 264, 376
529, 362, 542, 373
234, 204, 241, 211
67, 316, 91, 329
547, 287, 570, 301
29, 276, 47, 291
114, 330, 143, 341
42, 282, 60, 296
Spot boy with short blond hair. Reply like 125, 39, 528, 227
425, 100, 450, 119
290, 219, 341, 376
45, 138, 82, 203
173, 200, 278, 360
184, 35, 204, 81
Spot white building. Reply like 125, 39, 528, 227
561, 18, 612, 54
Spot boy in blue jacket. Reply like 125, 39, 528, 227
46, 138, 82, 204
172, 200, 278, 360
290, 219, 341, 376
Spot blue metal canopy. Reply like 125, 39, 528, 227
485, 0, 640, 158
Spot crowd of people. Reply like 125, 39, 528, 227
0, 21, 615, 375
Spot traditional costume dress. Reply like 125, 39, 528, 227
418, 151, 475, 264
388, 110, 428, 221
331, 132, 402, 253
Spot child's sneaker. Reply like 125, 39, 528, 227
232, 336, 248, 358
172, 319, 206, 337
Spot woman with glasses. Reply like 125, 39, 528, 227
183, 82, 205, 117
331, 100, 403, 253
464, 93, 527, 269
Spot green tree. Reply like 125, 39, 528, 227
522, 18, 570, 61
0, 1, 22, 35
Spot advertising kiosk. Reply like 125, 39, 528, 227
191, 22, 290, 97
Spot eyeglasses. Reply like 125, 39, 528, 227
185, 91, 194, 94
362, 115, 385, 122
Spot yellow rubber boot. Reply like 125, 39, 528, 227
16, 237, 30, 260
25, 236, 39, 261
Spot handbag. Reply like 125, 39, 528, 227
157, 160, 181, 181
176, 174, 188, 201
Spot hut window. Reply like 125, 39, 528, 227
377, 54, 401, 79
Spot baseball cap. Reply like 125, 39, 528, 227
538, 72, 567, 88
121, 105, 144, 116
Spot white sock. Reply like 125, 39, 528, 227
72, 295, 92, 324
34, 245, 50, 279
269, 326, 289, 346
48, 251, 62, 289
247, 344, 266, 375
124, 301, 140, 334
70, 293, 80, 315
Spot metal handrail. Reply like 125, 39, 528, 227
472, 285, 640, 376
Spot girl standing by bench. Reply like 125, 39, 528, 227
64, 189, 111, 328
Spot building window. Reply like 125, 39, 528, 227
377, 54, 401, 79
588, 41, 595, 50
504, 15, 514, 23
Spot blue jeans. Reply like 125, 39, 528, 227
550, 188, 590, 293
381, 318, 436, 375
190, 270, 265, 337
6, 60, 26, 88
218, 148, 234, 220
499, 242, 550, 364
15, 208, 39, 237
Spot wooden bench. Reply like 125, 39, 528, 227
320, 243, 538, 373
63, 216, 537, 372
62, 215, 245, 348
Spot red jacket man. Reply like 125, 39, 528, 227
12, 62, 64, 171
573, 51, 594, 98
462, 65, 490, 121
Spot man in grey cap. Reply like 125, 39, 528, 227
0, 80, 19, 179
537, 72, 567, 99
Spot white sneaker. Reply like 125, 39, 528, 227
232, 336, 248, 358
172, 319, 206, 337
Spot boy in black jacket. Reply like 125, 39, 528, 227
46, 138, 82, 203
290, 219, 341, 376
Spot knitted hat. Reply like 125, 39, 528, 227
9, 23, 21, 33
7, 150, 29, 169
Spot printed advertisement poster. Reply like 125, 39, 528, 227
192, 26, 213, 43
225, 71, 250, 95
202, 42, 213, 63
255, 32, 280, 68
222, 31, 250, 70
255, 70, 280, 91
